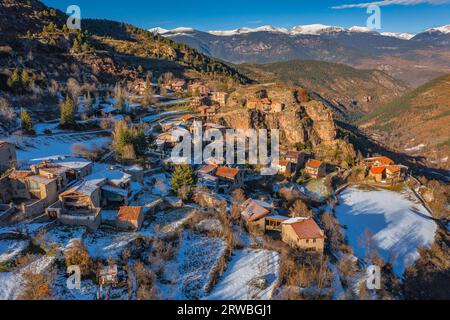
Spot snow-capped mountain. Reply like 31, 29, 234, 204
209, 25, 289, 36
150, 24, 389, 37
381, 32, 415, 40
147, 23, 450, 66
424, 24, 450, 34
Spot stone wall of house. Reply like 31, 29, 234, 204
58, 211, 101, 232
281, 225, 324, 252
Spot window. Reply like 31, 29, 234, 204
313, 239, 316, 243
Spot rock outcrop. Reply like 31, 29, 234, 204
302, 100, 337, 143
219, 99, 337, 147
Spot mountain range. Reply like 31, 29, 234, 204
150, 24, 450, 86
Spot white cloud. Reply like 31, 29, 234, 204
332, 0, 450, 9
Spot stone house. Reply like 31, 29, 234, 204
304, 159, 326, 179
276, 160, 292, 175
386, 165, 406, 182
281, 217, 325, 253
285, 150, 306, 171
99, 265, 118, 286
211, 91, 228, 106
47, 181, 102, 232
0, 141, 17, 173
53, 157, 93, 181
31, 161, 69, 193
370, 166, 386, 182
189, 82, 209, 96
215, 166, 244, 193
27, 175, 59, 205
169, 79, 187, 92
363, 156, 394, 167
116, 206, 144, 231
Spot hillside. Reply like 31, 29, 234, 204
0, 0, 250, 100
360, 74, 450, 169
236, 60, 408, 120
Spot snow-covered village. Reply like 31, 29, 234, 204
0, 0, 448, 304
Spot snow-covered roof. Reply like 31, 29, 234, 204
86, 168, 131, 187
282, 217, 310, 225
62, 181, 99, 197
54, 157, 92, 170
101, 184, 129, 197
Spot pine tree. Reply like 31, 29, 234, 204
114, 85, 125, 113
72, 38, 80, 53
171, 165, 195, 198
7, 68, 20, 90
62, 24, 69, 36
60, 94, 76, 128
84, 92, 93, 114
20, 108, 35, 135
21, 70, 30, 90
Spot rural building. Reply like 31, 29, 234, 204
281, 217, 325, 252
370, 166, 386, 182
116, 206, 144, 231
169, 79, 187, 92
364, 156, 394, 167
211, 91, 228, 106
304, 159, 326, 178
215, 166, 244, 193
31, 161, 69, 192
27, 175, 59, 205
191, 96, 210, 108
46, 181, 102, 232
189, 82, 210, 96
0, 141, 17, 173
240, 199, 272, 222
247, 97, 284, 113
276, 160, 292, 175
99, 265, 118, 286
54, 157, 93, 181
285, 150, 306, 171
0, 175, 12, 204
386, 165, 406, 182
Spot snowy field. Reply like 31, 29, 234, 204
206, 249, 280, 300
0, 239, 29, 263
6, 131, 111, 163
0, 255, 55, 300
159, 232, 226, 300
335, 185, 437, 276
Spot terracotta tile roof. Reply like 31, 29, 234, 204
28, 175, 56, 185
284, 218, 324, 239
386, 165, 401, 173
376, 156, 394, 165
215, 167, 240, 180
117, 206, 143, 222
9, 170, 33, 180
370, 166, 386, 175
197, 164, 217, 175
241, 199, 271, 222
260, 98, 272, 104
306, 159, 323, 169
278, 160, 291, 167
366, 156, 394, 166
36, 162, 67, 175
181, 115, 193, 122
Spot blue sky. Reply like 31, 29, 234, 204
42, 0, 450, 34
